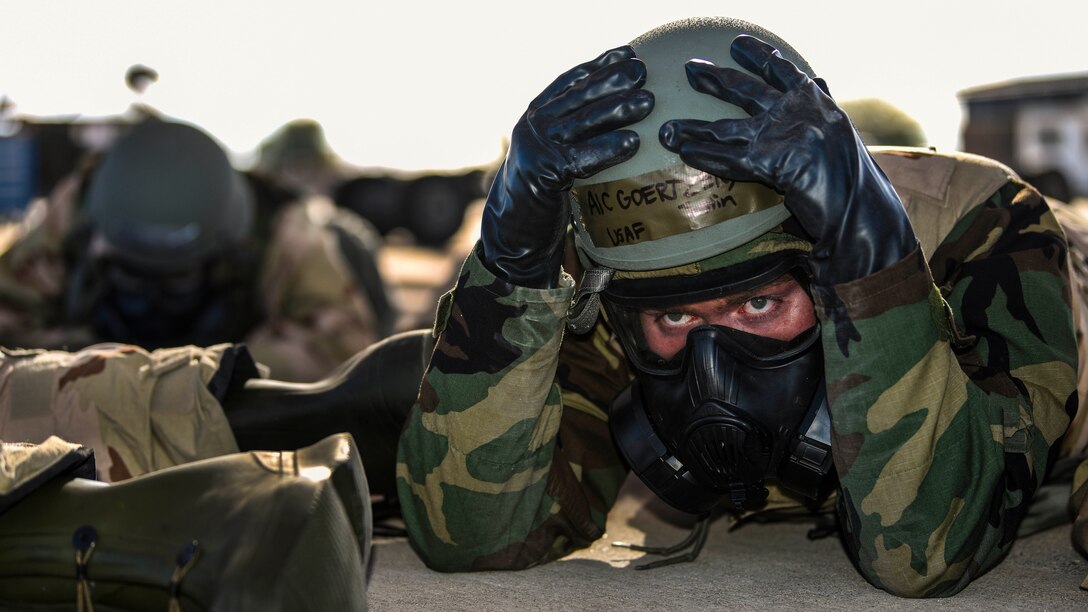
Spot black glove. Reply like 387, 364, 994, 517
480, 46, 654, 289
659, 35, 917, 288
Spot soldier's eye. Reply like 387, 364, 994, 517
660, 312, 694, 327
743, 296, 774, 315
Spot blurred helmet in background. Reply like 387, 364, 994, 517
75, 119, 258, 348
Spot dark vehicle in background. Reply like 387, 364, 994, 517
1, 109, 490, 249
0, 108, 119, 219
960, 72, 1088, 203
333, 169, 487, 248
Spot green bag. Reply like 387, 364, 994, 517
0, 433, 371, 611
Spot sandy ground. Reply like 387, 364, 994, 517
366, 475, 1088, 610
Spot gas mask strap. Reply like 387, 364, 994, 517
612, 513, 713, 570
566, 266, 613, 334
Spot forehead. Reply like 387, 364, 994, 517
640, 273, 804, 311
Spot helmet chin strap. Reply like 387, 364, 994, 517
565, 266, 613, 334
778, 385, 835, 500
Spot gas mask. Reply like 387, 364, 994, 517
89, 258, 218, 349
69, 233, 260, 350
598, 253, 836, 515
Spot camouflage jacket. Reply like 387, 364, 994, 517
396, 148, 1079, 598
0, 342, 256, 483
0, 174, 380, 382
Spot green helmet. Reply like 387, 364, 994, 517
84, 119, 254, 274
257, 119, 333, 169
569, 17, 815, 274
839, 98, 927, 148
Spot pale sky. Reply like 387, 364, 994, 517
3, 1, 1086, 171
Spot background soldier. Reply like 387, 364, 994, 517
0, 119, 394, 381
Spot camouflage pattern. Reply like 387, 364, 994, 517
0, 175, 78, 346
823, 188, 1075, 596
0, 435, 91, 501
396, 147, 1082, 597
1050, 201, 1088, 460
1050, 201, 1088, 589
242, 196, 381, 382
1073, 458, 1088, 589
397, 258, 632, 570
0, 343, 245, 483
0, 172, 380, 382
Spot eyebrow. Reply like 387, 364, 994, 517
641, 275, 798, 314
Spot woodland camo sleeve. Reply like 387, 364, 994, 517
396, 245, 631, 571
822, 181, 1076, 597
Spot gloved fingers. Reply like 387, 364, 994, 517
534, 56, 647, 124
659, 119, 772, 184
566, 130, 643, 178
675, 141, 767, 185
683, 59, 780, 116
729, 35, 810, 94
531, 45, 638, 109
544, 88, 654, 145
659, 117, 757, 151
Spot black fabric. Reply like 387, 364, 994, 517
206, 343, 264, 403
223, 329, 434, 504
328, 208, 397, 338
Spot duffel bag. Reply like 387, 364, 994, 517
0, 432, 371, 611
